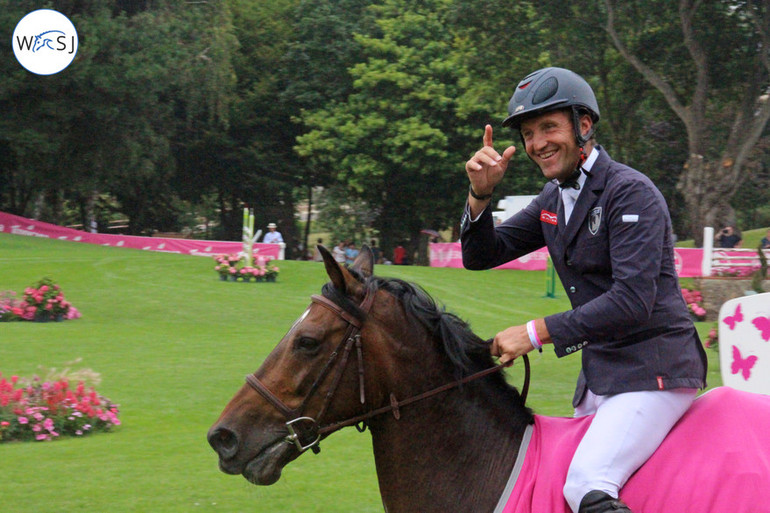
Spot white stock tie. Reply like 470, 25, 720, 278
562, 188, 580, 225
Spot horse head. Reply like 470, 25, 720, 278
207, 244, 397, 485
208, 244, 530, 505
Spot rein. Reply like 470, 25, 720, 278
245, 287, 531, 455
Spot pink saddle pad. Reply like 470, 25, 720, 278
498, 387, 770, 513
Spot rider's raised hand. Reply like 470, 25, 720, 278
465, 124, 516, 198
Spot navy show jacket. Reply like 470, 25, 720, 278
461, 147, 707, 406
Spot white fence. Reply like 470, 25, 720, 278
701, 226, 768, 277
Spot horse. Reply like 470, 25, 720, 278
208, 246, 770, 513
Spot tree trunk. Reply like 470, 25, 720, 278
679, 155, 738, 247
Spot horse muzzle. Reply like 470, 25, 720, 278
207, 422, 301, 485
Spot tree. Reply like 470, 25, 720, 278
296, 0, 483, 259
0, 1, 239, 234
603, 0, 770, 245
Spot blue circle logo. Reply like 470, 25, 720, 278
12, 9, 79, 75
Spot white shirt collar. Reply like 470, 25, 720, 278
582, 146, 599, 173
560, 147, 598, 203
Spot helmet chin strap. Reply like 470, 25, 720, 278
571, 106, 594, 147
559, 143, 588, 190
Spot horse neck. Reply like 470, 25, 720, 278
367, 375, 529, 513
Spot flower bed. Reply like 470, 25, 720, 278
1, 277, 81, 322
704, 324, 719, 350
711, 265, 760, 278
681, 288, 706, 321
0, 371, 120, 443
213, 253, 280, 282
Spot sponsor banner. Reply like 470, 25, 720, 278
673, 247, 704, 278
430, 242, 705, 277
429, 243, 550, 271
0, 211, 281, 260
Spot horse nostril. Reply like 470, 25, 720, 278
208, 426, 239, 459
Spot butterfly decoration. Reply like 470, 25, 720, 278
752, 316, 770, 342
731, 345, 758, 381
723, 303, 743, 330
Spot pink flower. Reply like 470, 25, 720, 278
17, 416, 28, 424
1, 421, 9, 427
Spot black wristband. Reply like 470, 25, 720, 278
469, 184, 493, 201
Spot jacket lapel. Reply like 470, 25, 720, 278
560, 148, 609, 249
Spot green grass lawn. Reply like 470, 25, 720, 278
0, 233, 721, 512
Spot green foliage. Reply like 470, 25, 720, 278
0, 1, 239, 234
296, 0, 479, 255
751, 241, 768, 293
3, 0, 770, 249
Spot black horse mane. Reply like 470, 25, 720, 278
321, 269, 528, 408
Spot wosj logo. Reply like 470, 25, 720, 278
12, 9, 78, 75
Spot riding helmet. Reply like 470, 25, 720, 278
502, 67, 600, 145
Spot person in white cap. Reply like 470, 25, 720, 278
262, 222, 283, 244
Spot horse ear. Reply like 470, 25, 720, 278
351, 245, 374, 278
319, 244, 348, 293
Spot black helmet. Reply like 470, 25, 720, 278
502, 67, 599, 145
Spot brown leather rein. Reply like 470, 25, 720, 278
245, 287, 530, 454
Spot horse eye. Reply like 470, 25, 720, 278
294, 336, 321, 354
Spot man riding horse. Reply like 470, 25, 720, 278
461, 67, 708, 513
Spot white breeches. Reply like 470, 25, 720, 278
563, 388, 697, 512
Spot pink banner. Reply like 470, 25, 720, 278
0, 211, 281, 260
673, 247, 705, 278
430, 243, 705, 278
429, 243, 550, 271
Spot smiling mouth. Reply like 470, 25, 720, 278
538, 149, 557, 160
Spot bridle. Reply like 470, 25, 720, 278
245, 285, 531, 455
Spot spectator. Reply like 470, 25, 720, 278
263, 223, 283, 244
393, 244, 407, 265
312, 238, 325, 262
761, 228, 770, 250
332, 241, 347, 263
345, 241, 360, 264
716, 225, 742, 248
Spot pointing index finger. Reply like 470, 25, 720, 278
483, 124, 494, 148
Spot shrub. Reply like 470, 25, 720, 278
681, 288, 706, 321
0, 371, 120, 443
0, 278, 81, 322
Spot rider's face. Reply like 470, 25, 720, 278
519, 110, 585, 183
